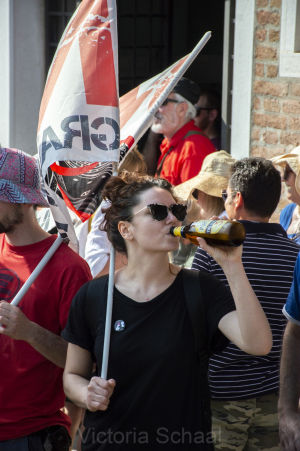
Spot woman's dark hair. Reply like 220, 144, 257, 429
100, 172, 177, 255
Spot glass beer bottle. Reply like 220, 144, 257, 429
170, 219, 246, 247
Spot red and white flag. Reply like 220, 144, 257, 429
119, 31, 211, 163
37, 0, 119, 251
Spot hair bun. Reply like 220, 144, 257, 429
102, 171, 154, 205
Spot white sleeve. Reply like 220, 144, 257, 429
85, 200, 111, 277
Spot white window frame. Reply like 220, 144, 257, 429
280, 0, 300, 78
230, 0, 255, 159
0, 0, 14, 147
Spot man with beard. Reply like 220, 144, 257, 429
143, 78, 215, 186
0, 147, 92, 450
194, 88, 221, 151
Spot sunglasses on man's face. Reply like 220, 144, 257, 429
161, 98, 179, 107
126, 203, 187, 222
221, 190, 238, 202
195, 107, 213, 117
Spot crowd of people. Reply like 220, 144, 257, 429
1, 77, 300, 451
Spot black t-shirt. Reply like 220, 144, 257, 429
62, 271, 235, 450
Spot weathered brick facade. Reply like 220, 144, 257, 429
251, 0, 299, 220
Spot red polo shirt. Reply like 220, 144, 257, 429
157, 120, 215, 186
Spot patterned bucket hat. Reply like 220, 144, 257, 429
0, 147, 49, 207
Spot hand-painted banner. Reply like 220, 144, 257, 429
37, 0, 119, 251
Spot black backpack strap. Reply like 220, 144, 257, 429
84, 275, 109, 365
182, 268, 212, 431
156, 146, 174, 177
85, 275, 109, 336
182, 268, 206, 353
183, 130, 207, 139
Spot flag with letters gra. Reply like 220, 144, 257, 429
37, 0, 119, 252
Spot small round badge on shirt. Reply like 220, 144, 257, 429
114, 320, 126, 332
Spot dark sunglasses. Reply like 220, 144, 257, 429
127, 203, 187, 221
283, 165, 295, 181
195, 107, 213, 117
221, 190, 238, 202
161, 98, 179, 107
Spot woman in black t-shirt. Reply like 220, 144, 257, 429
62, 172, 272, 450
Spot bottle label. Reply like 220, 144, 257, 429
195, 220, 229, 234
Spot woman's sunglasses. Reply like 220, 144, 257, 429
126, 203, 187, 221
283, 165, 295, 181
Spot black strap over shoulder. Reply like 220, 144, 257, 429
156, 130, 207, 178
181, 268, 212, 430
85, 275, 109, 337
181, 268, 206, 355
183, 130, 207, 139
156, 146, 174, 177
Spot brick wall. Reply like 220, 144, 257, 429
251, 0, 299, 221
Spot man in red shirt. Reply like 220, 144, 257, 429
0, 148, 92, 450
144, 77, 215, 186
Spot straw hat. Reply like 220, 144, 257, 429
271, 146, 300, 193
174, 150, 237, 200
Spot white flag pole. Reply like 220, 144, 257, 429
11, 235, 63, 306
101, 163, 118, 380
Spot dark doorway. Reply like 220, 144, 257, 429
117, 0, 225, 95
172, 0, 224, 94
45, 0, 81, 71
117, 0, 173, 97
